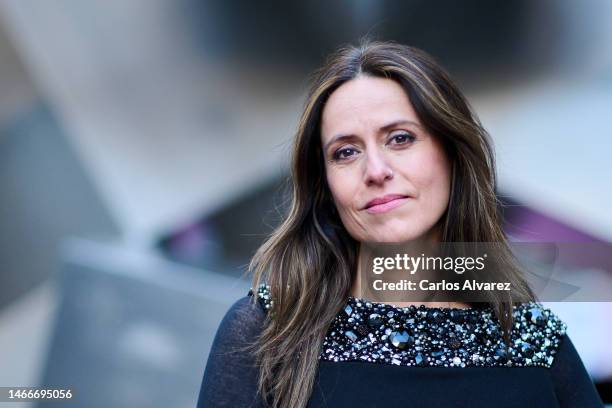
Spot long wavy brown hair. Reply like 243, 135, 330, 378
245, 38, 535, 408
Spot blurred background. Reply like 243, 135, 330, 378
0, 0, 610, 406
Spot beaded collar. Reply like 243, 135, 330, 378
249, 283, 567, 369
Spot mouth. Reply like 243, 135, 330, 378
364, 195, 410, 214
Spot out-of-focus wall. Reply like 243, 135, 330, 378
0, 1, 609, 406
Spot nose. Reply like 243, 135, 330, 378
364, 149, 394, 186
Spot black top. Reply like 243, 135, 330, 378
197, 284, 604, 407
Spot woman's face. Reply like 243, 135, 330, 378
320, 75, 451, 243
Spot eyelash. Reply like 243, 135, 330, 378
331, 132, 416, 161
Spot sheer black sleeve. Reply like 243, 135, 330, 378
196, 294, 267, 408
550, 334, 604, 407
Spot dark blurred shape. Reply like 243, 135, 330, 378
501, 196, 602, 243
158, 174, 290, 276
0, 103, 118, 309
596, 381, 612, 405
180, 0, 552, 82
38, 239, 243, 408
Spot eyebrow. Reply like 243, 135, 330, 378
322, 119, 422, 151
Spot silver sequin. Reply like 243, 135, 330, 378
251, 284, 567, 369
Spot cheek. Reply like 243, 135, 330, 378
410, 147, 451, 206
326, 167, 359, 212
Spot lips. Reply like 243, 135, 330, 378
364, 195, 410, 214
364, 194, 409, 210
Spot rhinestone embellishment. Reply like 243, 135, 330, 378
250, 283, 567, 368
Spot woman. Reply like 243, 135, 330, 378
197, 40, 603, 407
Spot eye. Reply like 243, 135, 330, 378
389, 132, 416, 145
332, 147, 359, 161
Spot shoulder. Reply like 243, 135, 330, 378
548, 332, 604, 406
213, 290, 268, 343
198, 291, 269, 407
508, 302, 567, 368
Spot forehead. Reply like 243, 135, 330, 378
320, 76, 418, 140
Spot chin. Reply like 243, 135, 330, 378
359, 226, 426, 244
